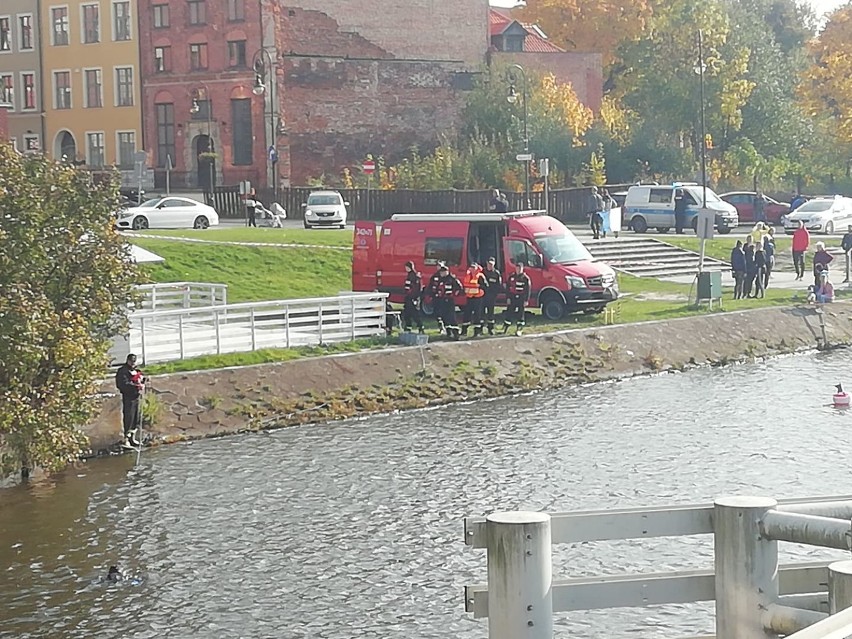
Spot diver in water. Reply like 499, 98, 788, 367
106, 566, 122, 582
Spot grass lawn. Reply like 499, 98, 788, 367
134, 227, 354, 248
134, 238, 352, 301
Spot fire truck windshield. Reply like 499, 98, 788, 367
535, 234, 592, 264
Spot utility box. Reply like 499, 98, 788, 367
697, 270, 722, 304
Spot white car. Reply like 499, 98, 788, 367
116, 196, 220, 230
302, 190, 349, 229
783, 196, 852, 235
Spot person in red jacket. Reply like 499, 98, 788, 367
792, 220, 810, 281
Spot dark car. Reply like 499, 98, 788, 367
719, 191, 789, 224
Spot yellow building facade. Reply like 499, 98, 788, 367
41, 0, 141, 173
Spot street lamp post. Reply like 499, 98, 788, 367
696, 30, 707, 210
252, 48, 284, 200
506, 64, 530, 209
189, 83, 214, 191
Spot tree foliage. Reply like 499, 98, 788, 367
0, 146, 139, 478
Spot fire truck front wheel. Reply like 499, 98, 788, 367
540, 292, 566, 321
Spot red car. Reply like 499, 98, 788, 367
719, 191, 789, 224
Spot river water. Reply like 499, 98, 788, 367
3, 352, 852, 639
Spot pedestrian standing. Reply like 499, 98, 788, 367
762, 227, 776, 289
601, 188, 615, 238
743, 239, 756, 298
489, 189, 509, 213
430, 263, 463, 340
503, 262, 532, 336
426, 264, 446, 334
589, 186, 604, 239
753, 191, 766, 223
813, 241, 834, 290
674, 188, 687, 234
481, 257, 503, 335
402, 261, 425, 333
115, 354, 144, 448
792, 220, 809, 281
730, 240, 746, 299
460, 263, 488, 337
842, 225, 852, 283
753, 243, 766, 298
245, 191, 258, 227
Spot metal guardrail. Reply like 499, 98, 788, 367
135, 282, 228, 311
464, 496, 852, 639
117, 292, 389, 365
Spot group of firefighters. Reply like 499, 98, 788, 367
399, 258, 533, 339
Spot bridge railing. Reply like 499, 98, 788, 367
112, 292, 389, 365
464, 495, 852, 639
134, 282, 228, 311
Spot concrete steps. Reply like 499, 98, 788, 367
585, 237, 730, 278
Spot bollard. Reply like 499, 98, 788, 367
829, 560, 852, 614
486, 511, 553, 639
714, 496, 779, 639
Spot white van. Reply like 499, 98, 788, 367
624, 183, 739, 234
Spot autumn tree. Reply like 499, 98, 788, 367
0, 145, 139, 479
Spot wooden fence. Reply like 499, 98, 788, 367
206, 184, 634, 224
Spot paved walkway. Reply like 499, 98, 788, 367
121, 231, 352, 251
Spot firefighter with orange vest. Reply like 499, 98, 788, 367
504, 261, 532, 336
460, 262, 488, 337
428, 262, 463, 339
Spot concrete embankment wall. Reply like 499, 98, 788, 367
84, 303, 852, 452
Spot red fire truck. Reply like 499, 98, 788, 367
352, 211, 618, 320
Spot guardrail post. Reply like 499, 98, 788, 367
139, 316, 147, 365
486, 511, 553, 639
250, 308, 256, 351
318, 302, 323, 344
714, 496, 778, 639
285, 307, 290, 348
151, 286, 157, 311
183, 285, 190, 308
350, 297, 356, 341
178, 314, 185, 360
829, 560, 852, 613
214, 309, 221, 354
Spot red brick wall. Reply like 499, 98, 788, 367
493, 51, 603, 114
270, 5, 484, 185
138, 0, 269, 188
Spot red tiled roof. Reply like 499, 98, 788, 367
488, 8, 565, 53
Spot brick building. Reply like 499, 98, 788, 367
138, 0, 268, 190
265, 0, 489, 186
0, 102, 9, 141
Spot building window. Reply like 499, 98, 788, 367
156, 103, 175, 168
189, 43, 208, 70
231, 98, 253, 165
82, 4, 99, 43
115, 67, 134, 106
113, 2, 131, 41
54, 71, 72, 109
188, 0, 206, 25
21, 73, 36, 110
85, 69, 102, 108
1, 74, 14, 107
87, 132, 105, 167
19, 15, 34, 50
52, 7, 69, 46
153, 4, 169, 28
227, 40, 246, 67
227, 0, 244, 22
154, 46, 170, 72
0, 17, 11, 52
424, 238, 464, 266
117, 131, 136, 168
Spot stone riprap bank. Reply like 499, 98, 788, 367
85, 303, 849, 452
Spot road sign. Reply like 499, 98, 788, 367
363, 160, 376, 174
516, 153, 533, 162
268, 145, 278, 163
696, 208, 715, 240
134, 150, 147, 162
539, 158, 549, 176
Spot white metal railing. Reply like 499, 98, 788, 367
116, 292, 388, 365
464, 495, 852, 639
134, 282, 228, 312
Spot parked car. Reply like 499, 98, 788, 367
623, 183, 739, 234
783, 196, 852, 235
302, 190, 349, 229
115, 196, 220, 230
719, 191, 789, 224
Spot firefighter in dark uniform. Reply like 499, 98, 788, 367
426, 263, 447, 334
402, 261, 425, 333
460, 262, 488, 337
481, 256, 502, 335
430, 263, 463, 339
504, 261, 532, 336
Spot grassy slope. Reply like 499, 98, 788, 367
135, 227, 354, 247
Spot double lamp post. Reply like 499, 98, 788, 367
252, 48, 286, 200
506, 64, 531, 209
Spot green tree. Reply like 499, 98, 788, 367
0, 145, 139, 479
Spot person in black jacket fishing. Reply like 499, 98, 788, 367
504, 262, 532, 335
402, 261, 425, 333
115, 354, 145, 449
481, 257, 503, 335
